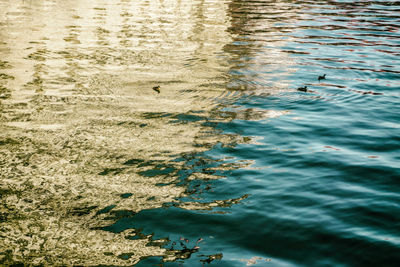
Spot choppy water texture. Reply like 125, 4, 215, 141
0, 0, 399, 266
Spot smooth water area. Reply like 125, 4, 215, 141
0, 0, 399, 266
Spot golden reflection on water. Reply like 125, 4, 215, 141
0, 0, 292, 265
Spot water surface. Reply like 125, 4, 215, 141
0, 0, 399, 266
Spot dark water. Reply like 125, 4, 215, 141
0, 0, 399, 266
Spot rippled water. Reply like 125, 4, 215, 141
1, 0, 399, 266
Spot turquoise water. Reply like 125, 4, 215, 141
0, 0, 399, 266
134, 1, 400, 266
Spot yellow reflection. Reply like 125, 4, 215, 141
0, 0, 237, 265
0, 0, 294, 265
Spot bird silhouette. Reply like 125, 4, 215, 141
318, 74, 326, 82
152, 85, 160, 93
297, 86, 307, 92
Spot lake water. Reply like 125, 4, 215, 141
0, 0, 399, 266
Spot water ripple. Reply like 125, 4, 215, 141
1, 0, 400, 266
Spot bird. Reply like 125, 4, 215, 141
152, 85, 160, 93
297, 86, 307, 92
318, 74, 326, 82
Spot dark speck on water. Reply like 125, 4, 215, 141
297, 86, 307, 92
318, 74, 326, 82
152, 85, 160, 94
1, 0, 399, 267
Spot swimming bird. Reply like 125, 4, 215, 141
318, 74, 326, 82
297, 86, 307, 92
152, 85, 160, 93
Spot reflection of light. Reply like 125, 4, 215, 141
0, 0, 252, 266
226, 0, 300, 91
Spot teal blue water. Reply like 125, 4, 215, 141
0, 0, 399, 266
133, 1, 400, 266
